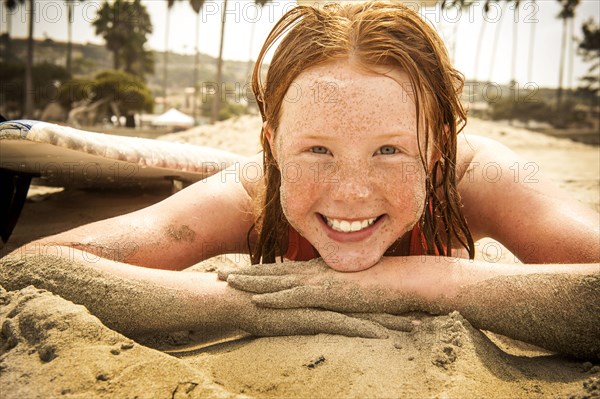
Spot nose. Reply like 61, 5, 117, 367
328, 160, 373, 201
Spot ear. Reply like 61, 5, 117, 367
431, 144, 442, 164
263, 121, 277, 158
428, 125, 446, 169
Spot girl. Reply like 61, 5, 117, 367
2, 1, 599, 358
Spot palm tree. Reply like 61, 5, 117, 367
510, 0, 521, 84
24, 0, 33, 118
2, 0, 14, 61
162, 0, 183, 111
488, 1, 507, 83
65, 0, 87, 75
577, 18, 599, 96
527, 0, 537, 83
567, 14, 575, 91
244, 0, 272, 114
441, 0, 498, 82
556, 0, 580, 110
7, 0, 35, 118
93, 0, 153, 77
246, 0, 271, 80
211, 0, 228, 123
473, 11, 488, 82
5, 0, 34, 118
190, 0, 206, 122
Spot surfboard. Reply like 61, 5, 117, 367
0, 120, 247, 244
0, 120, 246, 189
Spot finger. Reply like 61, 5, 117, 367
218, 264, 298, 281
227, 274, 300, 293
251, 286, 321, 308
296, 309, 389, 339
246, 308, 389, 339
345, 313, 414, 332
217, 266, 237, 281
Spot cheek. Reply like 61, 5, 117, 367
378, 161, 428, 217
278, 162, 320, 227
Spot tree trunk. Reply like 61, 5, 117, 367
67, 2, 73, 75
511, 4, 518, 84
24, 0, 35, 119
113, 50, 120, 70
527, 0, 536, 83
193, 10, 201, 122
125, 113, 135, 128
3, 3, 12, 62
488, 2, 506, 83
473, 19, 487, 83
163, 3, 171, 111
111, 4, 120, 71
567, 16, 575, 92
211, 0, 228, 123
557, 17, 567, 111
246, 20, 256, 81
246, 20, 256, 112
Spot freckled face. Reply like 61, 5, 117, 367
271, 61, 429, 272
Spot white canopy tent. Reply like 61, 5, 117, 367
151, 108, 195, 127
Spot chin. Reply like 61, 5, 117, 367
321, 251, 382, 273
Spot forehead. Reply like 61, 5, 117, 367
278, 61, 417, 138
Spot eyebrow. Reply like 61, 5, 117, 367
298, 131, 416, 140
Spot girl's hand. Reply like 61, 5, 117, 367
219, 259, 427, 315
231, 297, 399, 338
222, 283, 402, 338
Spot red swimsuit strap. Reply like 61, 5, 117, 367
409, 201, 447, 256
284, 227, 320, 261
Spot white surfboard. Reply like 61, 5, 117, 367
0, 120, 247, 189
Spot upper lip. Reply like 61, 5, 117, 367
320, 214, 380, 221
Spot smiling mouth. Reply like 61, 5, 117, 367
320, 214, 383, 233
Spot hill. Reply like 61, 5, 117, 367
1, 37, 253, 95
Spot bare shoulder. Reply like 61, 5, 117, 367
455, 133, 511, 181
454, 132, 599, 263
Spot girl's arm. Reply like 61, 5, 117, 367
0, 251, 391, 339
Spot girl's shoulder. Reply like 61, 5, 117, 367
239, 153, 264, 201
455, 133, 514, 185
454, 132, 600, 263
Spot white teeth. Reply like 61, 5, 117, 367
350, 221, 362, 231
340, 220, 351, 232
324, 216, 377, 233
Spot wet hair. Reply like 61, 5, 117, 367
249, 0, 475, 264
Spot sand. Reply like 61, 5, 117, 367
0, 285, 236, 399
1, 115, 599, 398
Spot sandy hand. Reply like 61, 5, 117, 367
220, 259, 424, 316
232, 304, 393, 338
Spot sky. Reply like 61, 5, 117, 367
1, 0, 599, 89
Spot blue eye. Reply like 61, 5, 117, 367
310, 146, 329, 154
377, 146, 399, 155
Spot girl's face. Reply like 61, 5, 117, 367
269, 60, 430, 272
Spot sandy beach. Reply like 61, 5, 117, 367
1, 116, 599, 398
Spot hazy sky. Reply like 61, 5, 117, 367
1, 0, 599, 88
